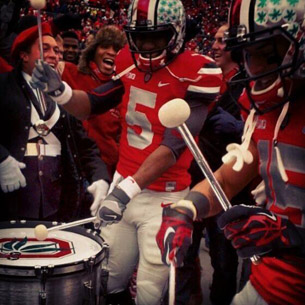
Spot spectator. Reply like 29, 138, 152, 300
61, 25, 126, 177
61, 30, 80, 64
55, 34, 64, 60
0, 22, 110, 222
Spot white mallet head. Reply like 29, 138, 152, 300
158, 98, 191, 128
30, 0, 46, 10
34, 224, 48, 241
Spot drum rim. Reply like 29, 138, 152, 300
0, 220, 109, 277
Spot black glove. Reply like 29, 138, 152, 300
218, 204, 304, 259
31, 60, 64, 96
98, 186, 130, 226
156, 205, 193, 267
209, 107, 244, 137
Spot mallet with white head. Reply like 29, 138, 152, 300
34, 216, 97, 241
158, 98, 260, 264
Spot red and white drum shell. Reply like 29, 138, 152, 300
0, 220, 109, 305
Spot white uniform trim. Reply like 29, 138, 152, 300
198, 67, 222, 75
26, 96, 61, 156
25, 143, 61, 157
187, 85, 221, 94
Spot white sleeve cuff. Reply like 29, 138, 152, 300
118, 176, 141, 199
51, 81, 72, 105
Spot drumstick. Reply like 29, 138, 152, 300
29, 0, 46, 61
158, 99, 260, 265
169, 261, 176, 305
34, 216, 97, 241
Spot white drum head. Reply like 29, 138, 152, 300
0, 227, 102, 267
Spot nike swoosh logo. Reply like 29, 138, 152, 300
164, 227, 175, 242
158, 82, 170, 87
164, 227, 175, 265
103, 214, 117, 220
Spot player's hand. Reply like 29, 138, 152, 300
88, 179, 109, 216
31, 60, 72, 104
218, 204, 304, 259
209, 107, 244, 137
97, 176, 141, 226
97, 186, 130, 226
0, 156, 26, 193
156, 204, 194, 267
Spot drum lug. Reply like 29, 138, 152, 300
35, 265, 54, 305
83, 256, 97, 303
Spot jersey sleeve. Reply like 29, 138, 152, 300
161, 54, 222, 159
184, 60, 223, 106
161, 98, 208, 159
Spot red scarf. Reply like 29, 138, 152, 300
89, 61, 113, 83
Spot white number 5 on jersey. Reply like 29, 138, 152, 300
126, 86, 156, 150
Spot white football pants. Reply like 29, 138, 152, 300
101, 172, 189, 305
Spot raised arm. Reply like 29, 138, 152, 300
31, 60, 124, 120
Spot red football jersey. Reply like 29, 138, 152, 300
239, 92, 305, 305
115, 46, 222, 191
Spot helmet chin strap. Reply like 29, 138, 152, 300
245, 72, 292, 115
138, 50, 166, 69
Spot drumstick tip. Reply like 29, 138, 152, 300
34, 224, 48, 241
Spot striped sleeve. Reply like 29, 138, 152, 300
185, 62, 222, 105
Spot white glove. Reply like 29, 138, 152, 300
0, 156, 26, 193
88, 179, 109, 216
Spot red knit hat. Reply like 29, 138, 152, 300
11, 22, 53, 63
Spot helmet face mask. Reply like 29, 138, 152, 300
226, 0, 305, 114
126, 24, 177, 55
124, 0, 186, 73
228, 26, 299, 82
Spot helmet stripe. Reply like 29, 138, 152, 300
130, 0, 139, 23
136, 0, 150, 23
240, 0, 251, 32
148, 0, 159, 26
229, 0, 242, 27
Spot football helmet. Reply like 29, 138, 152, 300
124, 0, 186, 73
226, 0, 305, 113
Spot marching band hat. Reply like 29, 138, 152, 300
11, 22, 53, 63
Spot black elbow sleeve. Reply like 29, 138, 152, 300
88, 79, 124, 115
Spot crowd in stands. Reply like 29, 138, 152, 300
18, 0, 231, 55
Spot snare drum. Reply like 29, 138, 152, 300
0, 220, 109, 305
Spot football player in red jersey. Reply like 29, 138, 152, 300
30, 0, 222, 303
156, 0, 305, 304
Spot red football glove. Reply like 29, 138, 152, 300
218, 204, 303, 259
156, 205, 193, 267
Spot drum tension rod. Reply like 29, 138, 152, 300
83, 256, 96, 304
35, 265, 54, 305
